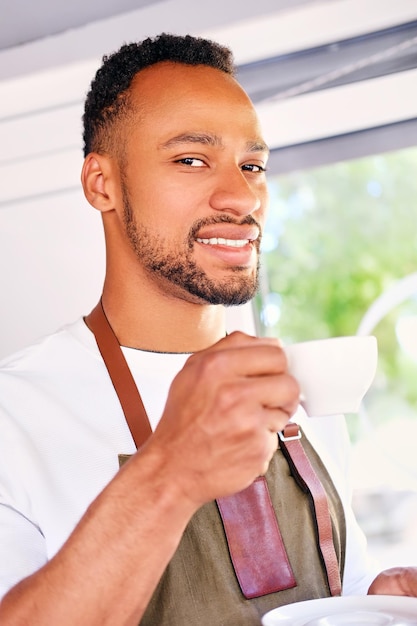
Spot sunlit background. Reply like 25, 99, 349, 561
256, 146, 417, 567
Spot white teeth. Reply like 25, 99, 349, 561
196, 237, 249, 247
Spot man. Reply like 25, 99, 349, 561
0, 33, 415, 625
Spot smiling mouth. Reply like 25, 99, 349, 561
196, 237, 253, 248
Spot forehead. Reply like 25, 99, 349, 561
127, 61, 266, 149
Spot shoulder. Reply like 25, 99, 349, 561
0, 318, 99, 380
0, 318, 104, 430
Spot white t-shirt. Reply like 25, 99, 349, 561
0, 318, 377, 599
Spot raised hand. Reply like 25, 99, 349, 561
146, 331, 300, 506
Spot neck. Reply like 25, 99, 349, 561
99, 282, 226, 353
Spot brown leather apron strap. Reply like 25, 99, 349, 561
279, 422, 342, 596
85, 300, 341, 599
87, 301, 151, 448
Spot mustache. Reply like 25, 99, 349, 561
189, 215, 262, 243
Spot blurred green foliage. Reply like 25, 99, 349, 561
255, 146, 417, 437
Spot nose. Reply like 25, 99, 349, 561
209, 166, 264, 217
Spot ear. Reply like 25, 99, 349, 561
81, 153, 119, 213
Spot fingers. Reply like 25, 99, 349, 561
240, 374, 300, 419
186, 332, 290, 381
174, 331, 300, 441
201, 367, 300, 425
259, 431, 279, 476
205, 330, 281, 351
151, 331, 300, 504
368, 566, 417, 597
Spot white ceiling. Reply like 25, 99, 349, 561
0, 0, 417, 358
0, 0, 310, 78
0, 0, 160, 50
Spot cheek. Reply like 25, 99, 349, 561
138, 175, 204, 215
256, 194, 269, 228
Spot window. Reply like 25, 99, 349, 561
255, 144, 417, 568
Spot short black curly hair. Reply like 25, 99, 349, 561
82, 32, 235, 158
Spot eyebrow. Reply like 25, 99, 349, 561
160, 132, 269, 154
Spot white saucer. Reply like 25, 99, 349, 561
261, 596, 417, 626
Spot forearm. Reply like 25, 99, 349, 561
0, 447, 196, 626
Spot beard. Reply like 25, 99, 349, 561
122, 186, 261, 306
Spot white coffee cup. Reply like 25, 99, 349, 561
283, 335, 378, 417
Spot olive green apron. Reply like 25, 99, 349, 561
86, 302, 346, 625
140, 434, 346, 626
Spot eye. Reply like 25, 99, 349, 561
176, 157, 206, 168
241, 163, 267, 173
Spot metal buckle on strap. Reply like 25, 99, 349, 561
278, 427, 302, 442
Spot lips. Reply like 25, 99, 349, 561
194, 223, 260, 247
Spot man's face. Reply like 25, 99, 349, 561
117, 61, 269, 306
